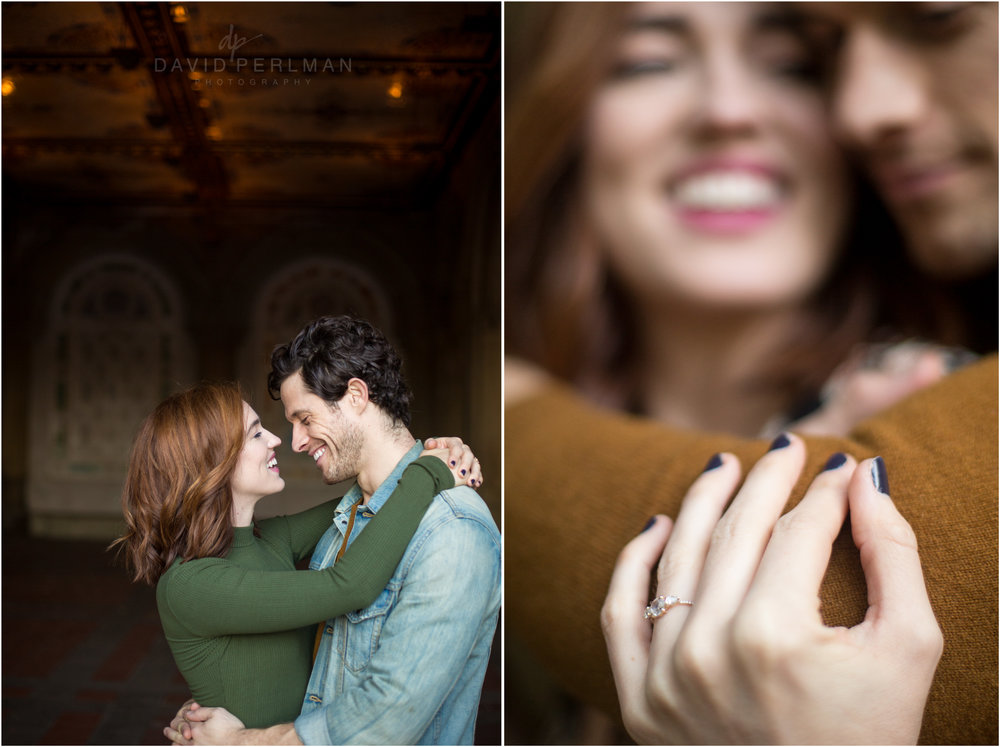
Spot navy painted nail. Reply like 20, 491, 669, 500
822, 452, 847, 472
450, 461, 456, 466
702, 453, 724, 472
767, 433, 791, 452
871, 456, 890, 496
641, 517, 657, 533
460, 469, 467, 476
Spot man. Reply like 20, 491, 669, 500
180, 316, 500, 744
505, 2, 997, 744
822, 1, 997, 279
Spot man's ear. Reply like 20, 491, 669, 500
343, 377, 370, 414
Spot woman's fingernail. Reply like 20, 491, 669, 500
767, 433, 791, 452
871, 456, 890, 496
822, 452, 847, 471
450, 461, 456, 466
460, 469, 466, 476
702, 453, 723, 472
641, 517, 657, 533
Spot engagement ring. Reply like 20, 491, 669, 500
644, 594, 693, 621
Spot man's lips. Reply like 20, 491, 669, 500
870, 159, 967, 203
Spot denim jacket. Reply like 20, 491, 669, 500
293, 442, 501, 745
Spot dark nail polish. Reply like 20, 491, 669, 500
460, 469, 466, 476
767, 433, 791, 452
450, 461, 456, 466
871, 456, 890, 496
702, 453, 723, 472
822, 452, 847, 472
641, 517, 657, 533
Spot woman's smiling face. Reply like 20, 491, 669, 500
231, 402, 285, 508
582, 2, 850, 312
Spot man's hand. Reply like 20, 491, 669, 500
177, 707, 243, 745
164, 706, 242, 745
164, 699, 197, 745
166, 706, 301, 746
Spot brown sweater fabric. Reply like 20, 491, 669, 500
506, 355, 998, 745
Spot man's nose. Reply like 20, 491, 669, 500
833, 27, 928, 148
291, 423, 308, 452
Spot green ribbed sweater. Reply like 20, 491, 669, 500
155, 456, 452, 728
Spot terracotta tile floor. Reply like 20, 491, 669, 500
2, 535, 190, 745
2, 533, 500, 745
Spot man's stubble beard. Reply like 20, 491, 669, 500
902, 194, 998, 281
321, 421, 365, 485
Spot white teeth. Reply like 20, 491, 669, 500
674, 171, 781, 211
266, 457, 277, 469
312, 447, 326, 462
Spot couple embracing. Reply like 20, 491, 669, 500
114, 315, 500, 745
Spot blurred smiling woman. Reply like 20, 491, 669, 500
507, 2, 957, 436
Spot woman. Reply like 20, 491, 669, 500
112, 382, 481, 728
506, 1, 964, 437
504, 3, 991, 744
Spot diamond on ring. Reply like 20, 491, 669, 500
644, 594, 693, 621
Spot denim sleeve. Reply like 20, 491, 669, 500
293, 513, 501, 745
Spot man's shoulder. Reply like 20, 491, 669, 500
418, 485, 500, 540
432, 484, 497, 518
405, 487, 501, 589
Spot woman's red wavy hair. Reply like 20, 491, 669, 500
111, 383, 245, 585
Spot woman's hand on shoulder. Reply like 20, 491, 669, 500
505, 356, 553, 408
602, 435, 942, 744
791, 341, 972, 436
421, 436, 482, 488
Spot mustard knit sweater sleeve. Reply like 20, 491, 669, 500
505, 356, 998, 745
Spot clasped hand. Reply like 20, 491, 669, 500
602, 434, 942, 745
165, 702, 246, 745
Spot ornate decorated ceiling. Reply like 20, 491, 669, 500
1, 2, 499, 208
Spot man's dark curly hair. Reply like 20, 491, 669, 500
267, 316, 412, 427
